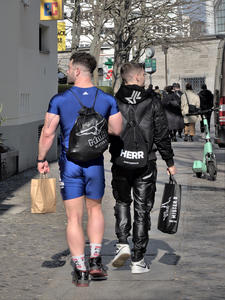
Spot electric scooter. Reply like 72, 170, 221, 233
186, 107, 219, 180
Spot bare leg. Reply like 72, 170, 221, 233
85, 197, 105, 244
64, 196, 85, 256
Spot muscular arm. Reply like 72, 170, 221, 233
108, 111, 122, 135
37, 113, 60, 173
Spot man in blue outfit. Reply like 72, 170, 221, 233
109, 62, 177, 274
37, 52, 122, 287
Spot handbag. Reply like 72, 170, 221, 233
157, 174, 181, 234
185, 93, 199, 113
31, 174, 56, 213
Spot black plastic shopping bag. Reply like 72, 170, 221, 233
157, 174, 181, 234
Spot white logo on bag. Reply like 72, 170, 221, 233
125, 91, 141, 104
120, 149, 144, 159
76, 119, 106, 136
76, 118, 107, 148
161, 197, 178, 222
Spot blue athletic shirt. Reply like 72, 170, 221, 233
47, 86, 119, 165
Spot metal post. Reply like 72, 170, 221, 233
162, 45, 168, 86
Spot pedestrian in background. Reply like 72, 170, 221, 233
37, 52, 122, 287
173, 83, 184, 138
109, 62, 177, 274
181, 83, 200, 142
198, 84, 214, 138
162, 85, 184, 141
155, 85, 163, 101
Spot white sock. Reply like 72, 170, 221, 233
72, 254, 86, 271
90, 243, 102, 258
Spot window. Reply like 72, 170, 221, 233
39, 24, 49, 53
216, 0, 225, 33
181, 77, 205, 93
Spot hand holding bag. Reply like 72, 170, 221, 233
157, 174, 181, 234
31, 174, 56, 213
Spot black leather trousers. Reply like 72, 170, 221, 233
111, 161, 157, 254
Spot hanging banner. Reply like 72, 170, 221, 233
103, 57, 114, 81
40, 0, 64, 21
57, 22, 66, 51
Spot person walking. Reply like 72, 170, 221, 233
173, 83, 184, 138
198, 84, 214, 138
181, 83, 200, 142
162, 85, 185, 142
109, 62, 177, 274
154, 85, 163, 101
37, 52, 122, 287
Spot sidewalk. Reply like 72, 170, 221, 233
40, 134, 225, 300
0, 131, 225, 300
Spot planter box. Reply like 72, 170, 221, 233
0, 150, 19, 181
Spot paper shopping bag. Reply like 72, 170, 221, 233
157, 174, 181, 234
31, 174, 56, 213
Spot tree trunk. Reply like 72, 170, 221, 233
71, 0, 81, 53
93, 42, 103, 86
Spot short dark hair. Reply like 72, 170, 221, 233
121, 62, 144, 84
155, 86, 159, 89
186, 83, 192, 90
166, 85, 174, 93
174, 83, 180, 89
69, 51, 97, 74
201, 84, 207, 90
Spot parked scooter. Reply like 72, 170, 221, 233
186, 107, 219, 180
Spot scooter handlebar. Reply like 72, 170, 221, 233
186, 107, 220, 117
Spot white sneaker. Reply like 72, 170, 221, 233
130, 257, 150, 274
112, 244, 131, 268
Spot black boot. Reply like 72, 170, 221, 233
184, 134, 188, 142
189, 135, 194, 142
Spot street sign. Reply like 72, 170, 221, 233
145, 58, 156, 74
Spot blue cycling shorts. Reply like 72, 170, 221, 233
58, 157, 105, 200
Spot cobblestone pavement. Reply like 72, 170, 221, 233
0, 158, 113, 300
0, 162, 75, 300
173, 143, 225, 299
0, 135, 225, 300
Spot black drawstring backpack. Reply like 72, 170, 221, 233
62, 89, 108, 163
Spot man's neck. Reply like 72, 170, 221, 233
74, 77, 94, 88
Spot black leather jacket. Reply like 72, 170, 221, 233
109, 84, 174, 167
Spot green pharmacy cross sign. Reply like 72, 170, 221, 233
145, 58, 156, 74
105, 58, 113, 69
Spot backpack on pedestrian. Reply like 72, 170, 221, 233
62, 89, 108, 163
114, 106, 148, 169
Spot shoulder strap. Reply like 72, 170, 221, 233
69, 88, 99, 108
185, 93, 190, 105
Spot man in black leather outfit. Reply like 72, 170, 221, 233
109, 62, 177, 274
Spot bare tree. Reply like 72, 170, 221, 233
104, 0, 206, 91
63, 0, 206, 91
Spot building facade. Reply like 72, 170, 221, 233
58, 0, 223, 93
0, 1, 58, 173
